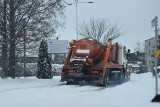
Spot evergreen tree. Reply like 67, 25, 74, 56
36, 39, 52, 79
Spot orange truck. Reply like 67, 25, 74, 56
60, 38, 130, 86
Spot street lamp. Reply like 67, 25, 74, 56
68, 0, 94, 40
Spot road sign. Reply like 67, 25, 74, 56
154, 50, 160, 57
47, 40, 69, 54
151, 16, 158, 27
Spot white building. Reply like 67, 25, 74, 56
145, 37, 155, 72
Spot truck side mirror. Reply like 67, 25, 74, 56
126, 49, 130, 59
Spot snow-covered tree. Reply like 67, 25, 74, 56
36, 39, 52, 79
0, 0, 65, 78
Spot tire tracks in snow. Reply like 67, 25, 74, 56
0, 78, 130, 94
0, 85, 51, 93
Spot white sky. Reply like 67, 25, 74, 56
58, 0, 160, 52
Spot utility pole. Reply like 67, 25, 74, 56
154, 16, 158, 95
68, 0, 93, 40
76, 0, 78, 40
151, 16, 160, 102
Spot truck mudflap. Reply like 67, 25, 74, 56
61, 72, 101, 82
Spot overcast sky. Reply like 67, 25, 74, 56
58, 0, 160, 52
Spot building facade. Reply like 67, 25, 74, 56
145, 37, 155, 72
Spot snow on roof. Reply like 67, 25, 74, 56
131, 64, 140, 68
52, 64, 63, 68
137, 61, 142, 64
154, 66, 160, 70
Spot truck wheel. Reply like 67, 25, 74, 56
102, 72, 110, 87
74, 80, 79, 85
67, 81, 73, 85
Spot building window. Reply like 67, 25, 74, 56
149, 50, 150, 55
149, 41, 150, 46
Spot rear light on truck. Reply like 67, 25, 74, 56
68, 70, 75, 73
91, 70, 99, 74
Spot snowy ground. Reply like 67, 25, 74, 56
0, 72, 159, 107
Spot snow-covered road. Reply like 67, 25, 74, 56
0, 72, 159, 107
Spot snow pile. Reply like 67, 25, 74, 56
0, 72, 159, 107
131, 63, 140, 68
52, 64, 63, 75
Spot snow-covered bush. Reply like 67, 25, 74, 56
0, 67, 4, 78
26, 63, 37, 76
14, 62, 37, 77
52, 64, 63, 76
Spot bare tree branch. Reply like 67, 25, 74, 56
134, 42, 144, 52
79, 18, 124, 44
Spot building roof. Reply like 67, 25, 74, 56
128, 53, 138, 63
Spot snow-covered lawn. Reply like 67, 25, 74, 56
0, 72, 159, 107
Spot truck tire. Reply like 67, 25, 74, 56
74, 80, 79, 85
67, 81, 73, 85
102, 71, 110, 87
